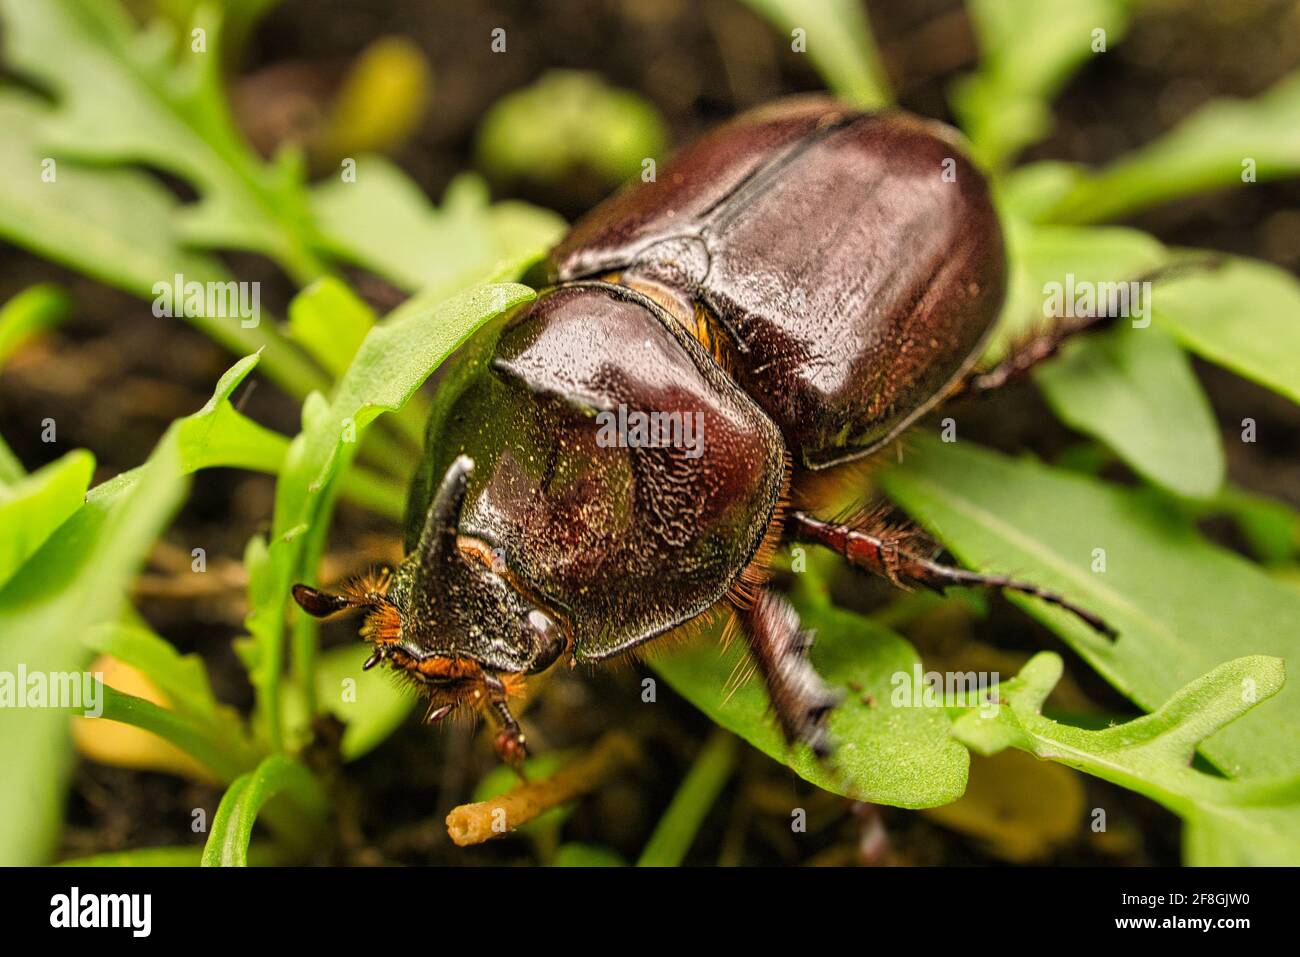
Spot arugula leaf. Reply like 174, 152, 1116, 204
1048, 72, 1300, 224
951, 653, 1300, 865
1151, 257, 1300, 406
0, 0, 327, 283
311, 163, 564, 293
0, 353, 289, 864
651, 588, 969, 809
740, 0, 892, 109
952, 0, 1131, 169
985, 217, 1167, 362
0, 450, 95, 589
0, 90, 328, 399
287, 278, 374, 379
880, 436, 1300, 779
0, 414, 189, 865
314, 642, 414, 761
1036, 324, 1224, 499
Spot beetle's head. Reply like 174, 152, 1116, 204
292, 456, 565, 762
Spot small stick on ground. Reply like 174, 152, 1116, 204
445, 731, 642, 847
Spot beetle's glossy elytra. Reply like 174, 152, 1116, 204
295, 96, 1111, 766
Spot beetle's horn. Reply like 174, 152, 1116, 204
414, 455, 476, 575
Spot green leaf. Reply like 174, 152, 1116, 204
242, 282, 535, 750
0, 450, 95, 589
0, 90, 328, 399
985, 218, 1167, 362
1036, 324, 1224, 498
952, 0, 1131, 169
950, 653, 1300, 866
0, 0, 327, 283
637, 730, 737, 867
475, 70, 668, 186
880, 435, 1300, 779
311, 163, 565, 293
314, 643, 414, 761
0, 436, 23, 488
0, 418, 189, 865
73, 681, 257, 783
740, 0, 892, 109
1048, 72, 1300, 224
58, 846, 203, 867
551, 844, 626, 867
651, 599, 969, 809
0, 353, 280, 864
1211, 486, 1300, 565
83, 622, 221, 722
1151, 258, 1300, 406
201, 755, 329, 866
287, 277, 375, 379
0, 282, 69, 369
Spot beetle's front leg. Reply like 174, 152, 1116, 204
482, 672, 528, 770
738, 590, 841, 759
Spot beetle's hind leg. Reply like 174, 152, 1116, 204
787, 510, 1116, 638
738, 589, 842, 758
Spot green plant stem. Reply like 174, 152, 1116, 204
637, 729, 738, 866
202, 755, 330, 866
80, 683, 259, 783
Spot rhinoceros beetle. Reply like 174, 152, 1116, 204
294, 96, 1114, 766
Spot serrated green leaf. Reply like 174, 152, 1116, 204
312, 163, 564, 293
0, 0, 327, 283
0, 450, 95, 589
0, 90, 328, 399
740, 0, 891, 109
0, 418, 189, 865
950, 653, 1300, 866
1151, 257, 1300, 406
0, 353, 286, 864
651, 599, 969, 809
1049, 72, 1300, 224
952, 0, 1131, 169
1036, 324, 1224, 498
880, 436, 1300, 779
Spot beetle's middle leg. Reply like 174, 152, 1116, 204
786, 511, 1116, 638
948, 312, 1116, 399
737, 589, 842, 758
